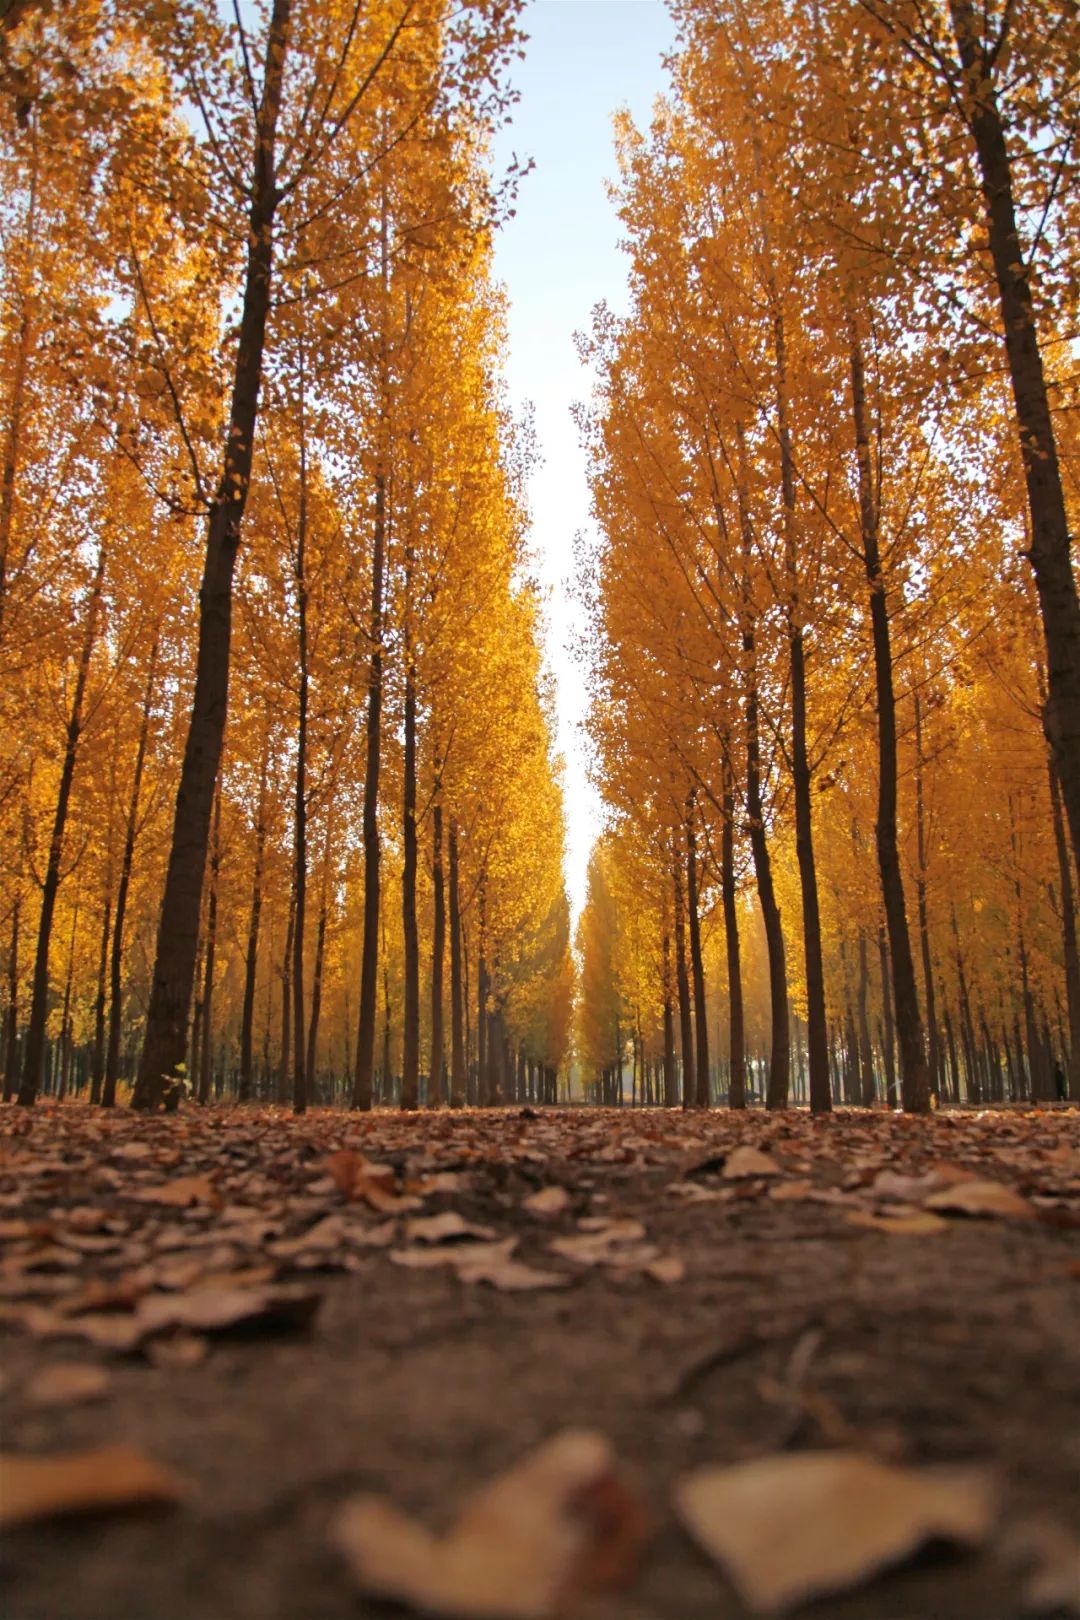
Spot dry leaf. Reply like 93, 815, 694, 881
405, 1212, 496, 1244
724, 1146, 782, 1179
132, 1174, 219, 1209
645, 1255, 685, 1285
523, 1186, 571, 1217
847, 1210, 950, 1236
332, 1429, 647, 1617
675, 1450, 995, 1613
145, 1332, 208, 1369
135, 1286, 320, 1339
925, 1179, 1033, 1219
24, 1362, 109, 1406
0, 1444, 187, 1529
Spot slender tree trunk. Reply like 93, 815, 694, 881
400, 653, 419, 1111
673, 853, 694, 1107
19, 546, 105, 1106
448, 821, 466, 1107
857, 930, 875, 1105
89, 889, 110, 1105
239, 720, 270, 1103
133, 0, 293, 1108
278, 892, 294, 1107
353, 457, 386, 1109
721, 764, 746, 1109
685, 798, 710, 1109
429, 800, 445, 1108
1047, 756, 1080, 1100
292, 388, 310, 1116
736, 453, 790, 1109
878, 923, 896, 1108
3, 899, 19, 1101
847, 316, 929, 1113
913, 690, 940, 1098
305, 844, 330, 1100
662, 929, 678, 1106
774, 309, 829, 1114
57, 901, 78, 1101
949, 0, 1080, 875
198, 787, 220, 1106
104, 641, 157, 1108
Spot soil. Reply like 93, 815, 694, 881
2, 1102, 1079, 1620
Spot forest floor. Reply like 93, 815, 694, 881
2, 1102, 1079, 1620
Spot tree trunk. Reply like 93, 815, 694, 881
878, 923, 896, 1108
305, 844, 330, 1103
949, 0, 1080, 876
133, 0, 293, 1108
239, 720, 270, 1103
913, 690, 941, 1098
721, 762, 747, 1109
89, 887, 110, 1105
3, 899, 19, 1101
847, 315, 929, 1113
673, 851, 694, 1107
278, 891, 294, 1107
104, 642, 157, 1108
19, 546, 105, 1106
1048, 755, 1080, 1099
429, 799, 445, 1108
198, 786, 221, 1106
292, 383, 310, 1116
448, 820, 466, 1107
400, 652, 419, 1111
662, 929, 678, 1106
353, 462, 386, 1109
685, 798, 710, 1109
857, 930, 875, 1105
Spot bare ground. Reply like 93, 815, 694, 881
2, 1103, 1079, 1620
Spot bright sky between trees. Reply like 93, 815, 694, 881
490, 0, 677, 924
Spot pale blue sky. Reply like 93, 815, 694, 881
490, 0, 676, 921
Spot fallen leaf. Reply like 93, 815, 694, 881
0, 1444, 187, 1528
405, 1212, 497, 1244
135, 1286, 320, 1339
645, 1255, 685, 1285
925, 1179, 1033, 1219
24, 1362, 110, 1406
723, 1146, 782, 1180
523, 1186, 571, 1217
847, 1210, 950, 1236
332, 1429, 647, 1617
145, 1332, 209, 1369
132, 1174, 220, 1209
675, 1450, 995, 1613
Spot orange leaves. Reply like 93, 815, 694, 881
0, 1444, 187, 1530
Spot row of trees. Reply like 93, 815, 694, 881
577, 0, 1079, 1112
0, 0, 572, 1113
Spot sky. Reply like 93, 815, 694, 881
489, 0, 677, 926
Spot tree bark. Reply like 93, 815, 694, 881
429, 799, 445, 1108
878, 922, 896, 1108
198, 786, 220, 1105
673, 852, 694, 1107
3, 898, 19, 1101
948, 0, 1080, 877
685, 797, 710, 1108
19, 545, 105, 1106
133, 0, 293, 1108
448, 820, 466, 1107
239, 719, 270, 1103
721, 762, 746, 1109
292, 380, 310, 1116
352, 466, 386, 1109
400, 652, 419, 1111
1048, 755, 1080, 1100
913, 690, 940, 1098
847, 315, 929, 1113
662, 929, 678, 1106
89, 883, 110, 1104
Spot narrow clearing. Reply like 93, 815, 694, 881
2, 1104, 1079, 1619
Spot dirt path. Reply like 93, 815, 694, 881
2, 1104, 1079, 1619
